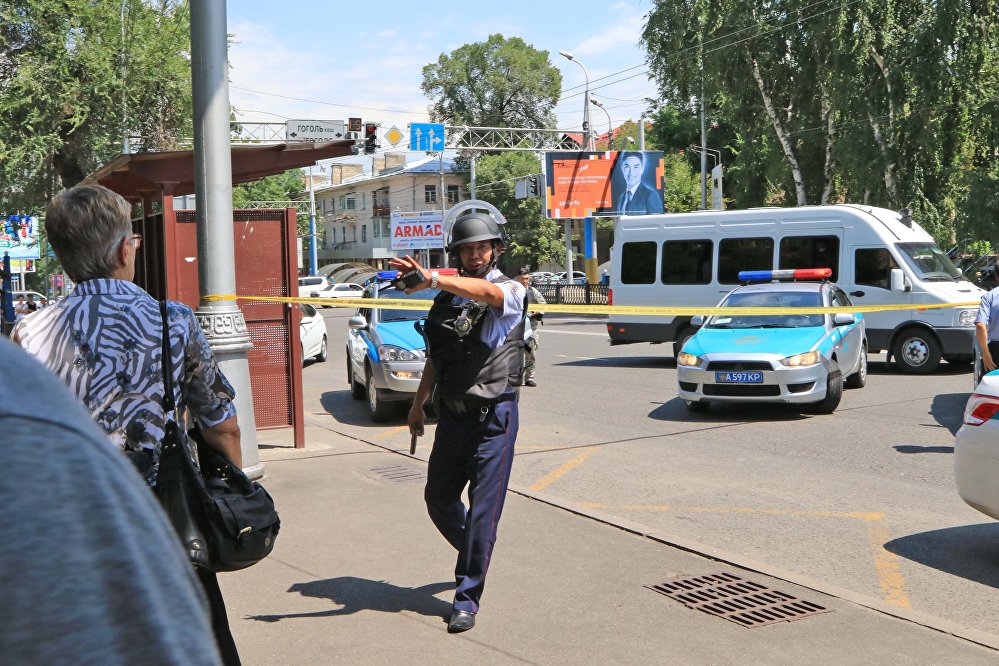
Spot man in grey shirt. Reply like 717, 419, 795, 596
0, 337, 221, 665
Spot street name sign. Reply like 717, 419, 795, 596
286, 120, 346, 142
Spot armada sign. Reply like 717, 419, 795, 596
390, 210, 444, 251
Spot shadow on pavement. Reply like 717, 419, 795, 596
649, 397, 808, 423
885, 524, 999, 589
866, 360, 973, 377
320, 391, 406, 427
930, 392, 971, 435
556, 356, 676, 370
248, 577, 454, 623
893, 444, 954, 454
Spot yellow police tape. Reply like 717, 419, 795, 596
201, 293, 982, 316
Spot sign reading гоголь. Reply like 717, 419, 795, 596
390, 210, 444, 250
544, 151, 665, 219
1, 214, 40, 260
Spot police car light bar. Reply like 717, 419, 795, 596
738, 268, 832, 282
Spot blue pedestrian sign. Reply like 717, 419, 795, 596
410, 123, 446, 151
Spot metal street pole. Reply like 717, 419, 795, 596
308, 165, 318, 276
559, 50, 593, 284
699, 41, 708, 210
189, 0, 261, 477
638, 115, 645, 150
590, 97, 612, 149
438, 151, 446, 268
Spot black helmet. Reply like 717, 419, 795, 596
445, 212, 504, 253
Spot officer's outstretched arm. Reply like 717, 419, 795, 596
408, 362, 435, 437
389, 255, 505, 308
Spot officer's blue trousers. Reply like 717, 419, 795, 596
425, 396, 519, 614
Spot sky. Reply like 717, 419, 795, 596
225, 0, 661, 155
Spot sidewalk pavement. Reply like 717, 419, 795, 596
222, 421, 999, 665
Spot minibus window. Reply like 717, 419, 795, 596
855, 248, 898, 289
621, 241, 657, 284
718, 238, 773, 284
779, 236, 839, 282
896, 242, 964, 282
662, 239, 713, 284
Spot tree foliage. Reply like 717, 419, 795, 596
641, 0, 999, 244
0, 0, 192, 212
422, 34, 562, 129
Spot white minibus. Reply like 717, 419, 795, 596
607, 205, 983, 373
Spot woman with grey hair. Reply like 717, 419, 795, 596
14, 184, 244, 665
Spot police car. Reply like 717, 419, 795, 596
345, 269, 455, 422
676, 269, 867, 414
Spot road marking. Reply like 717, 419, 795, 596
376, 425, 409, 439
530, 450, 596, 492
555, 354, 597, 361
581, 502, 910, 608
864, 516, 912, 608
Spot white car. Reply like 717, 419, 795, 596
954, 371, 999, 520
311, 282, 364, 305
299, 303, 327, 364
555, 270, 587, 285
298, 275, 329, 298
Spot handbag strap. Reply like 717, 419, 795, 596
159, 301, 181, 439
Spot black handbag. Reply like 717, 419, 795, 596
156, 301, 280, 572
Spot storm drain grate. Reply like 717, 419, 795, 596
366, 463, 427, 484
647, 572, 831, 628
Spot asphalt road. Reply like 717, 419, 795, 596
305, 309, 999, 641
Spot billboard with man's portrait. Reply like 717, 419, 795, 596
543, 151, 664, 219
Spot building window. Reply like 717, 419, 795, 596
425, 185, 437, 204
447, 184, 460, 204
345, 195, 356, 210
362, 225, 367, 243
352, 226, 357, 242
362, 193, 367, 210
374, 187, 390, 209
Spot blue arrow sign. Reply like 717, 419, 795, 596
410, 123, 445, 151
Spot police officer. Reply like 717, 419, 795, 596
390, 207, 526, 634
976, 265, 999, 376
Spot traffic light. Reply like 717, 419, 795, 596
364, 122, 378, 154
528, 175, 540, 197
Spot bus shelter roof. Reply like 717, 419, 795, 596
83, 140, 357, 199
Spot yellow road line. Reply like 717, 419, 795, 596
580, 502, 910, 608
375, 425, 409, 439
530, 450, 596, 492
864, 516, 912, 608
580, 502, 881, 520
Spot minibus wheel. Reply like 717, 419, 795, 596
891, 328, 941, 374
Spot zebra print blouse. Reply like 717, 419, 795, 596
14, 279, 237, 486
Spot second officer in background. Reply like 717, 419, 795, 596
391, 206, 526, 634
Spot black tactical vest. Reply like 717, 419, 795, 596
423, 276, 526, 401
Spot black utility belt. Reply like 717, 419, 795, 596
438, 392, 517, 414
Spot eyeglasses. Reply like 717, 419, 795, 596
130, 233, 142, 249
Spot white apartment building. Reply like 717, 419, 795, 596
315, 152, 466, 270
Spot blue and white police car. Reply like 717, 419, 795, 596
676, 269, 867, 414
345, 270, 455, 422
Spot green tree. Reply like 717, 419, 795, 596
0, 0, 192, 212
471, 152, 563, 270
422, 34, 562, 129
641, 0, 999, 243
